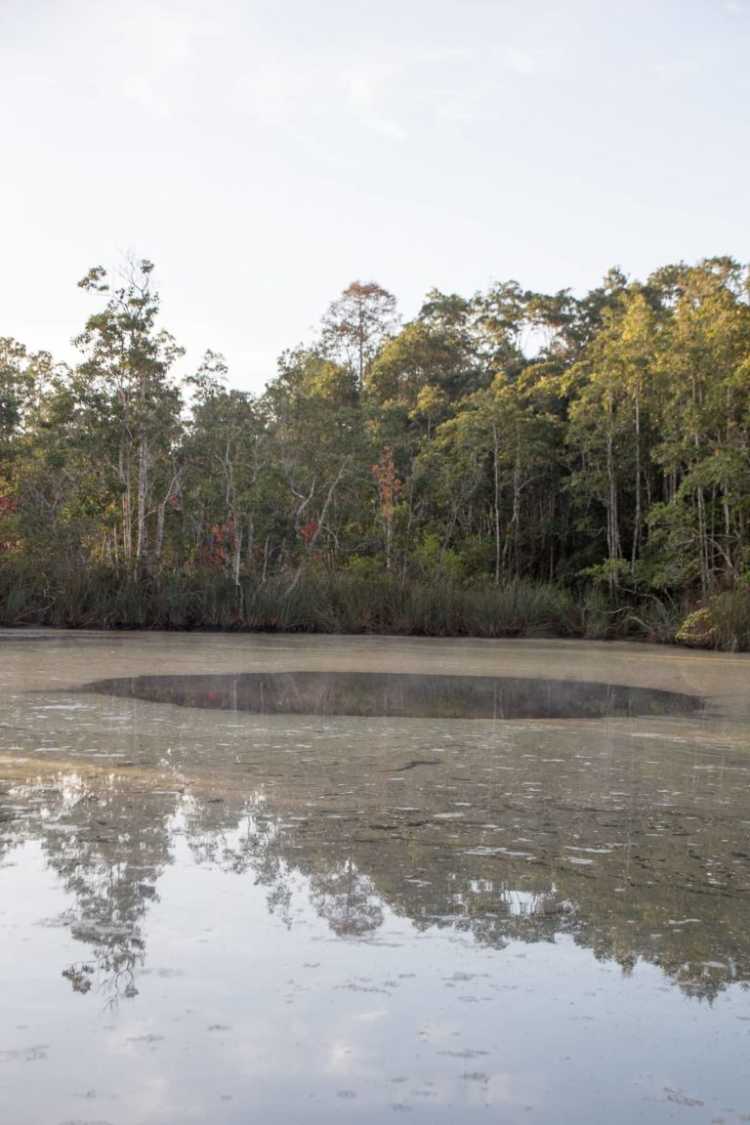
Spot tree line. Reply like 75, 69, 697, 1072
1, 256, 749, 645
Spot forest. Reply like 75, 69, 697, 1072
1, 256, 749, 649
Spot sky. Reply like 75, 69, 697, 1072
2, 0, 749, 392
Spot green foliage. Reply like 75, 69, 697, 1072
413, 533, 465, 583
3, 255, 750, 649
676, 587, 750, 651
675, 607, 716, 648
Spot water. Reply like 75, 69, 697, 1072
1, 632, 749, 1124
82, 669, 704, 719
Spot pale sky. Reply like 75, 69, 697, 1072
2, 0, 748, 392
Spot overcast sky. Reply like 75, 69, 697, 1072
2, 0, 748, 391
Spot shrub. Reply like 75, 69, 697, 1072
675, 607, 716, 648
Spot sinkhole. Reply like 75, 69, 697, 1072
82, 671, 703, 720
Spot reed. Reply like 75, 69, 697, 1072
2, 562, 748, 650
0, 564, 579, 638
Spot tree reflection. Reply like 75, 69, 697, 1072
1, 772, 170, 1005
1, 764, 749, 1004
309, 859, 384, 937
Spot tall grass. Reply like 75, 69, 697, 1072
2, 561, 748, 650
706, 587, 750, 650
0, 564, 579, 638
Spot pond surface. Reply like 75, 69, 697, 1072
83, 670, 704, 720
1, 632, 749, 1124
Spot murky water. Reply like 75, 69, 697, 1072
1, 632, 749, 1124
83, 670, 704, 719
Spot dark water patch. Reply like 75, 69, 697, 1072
81, 671, 703, 720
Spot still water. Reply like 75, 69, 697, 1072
1, 631, 749, 1124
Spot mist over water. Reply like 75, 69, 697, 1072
1, 633, 749, 1123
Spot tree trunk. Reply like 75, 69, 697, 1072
262, 537, 270, 585
155, 501, 166, 564
631, 394, 641, 572
511, 436, 521, 578
722, 488, 733, 578
135, 431, 148, 570
605, 396, 621, 591
246, 518, 255, 572
696, 487, 709, 595
120, 446, 132, 563
155, 471, 180, 565
233, 523, 242, 586
492, 423, 501, 586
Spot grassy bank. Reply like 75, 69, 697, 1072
2, 563, 749, 651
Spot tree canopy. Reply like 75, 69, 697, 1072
2, 257, 750, 643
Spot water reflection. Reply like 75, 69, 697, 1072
82, 671, 704, 719
1, 773, 169, 1004
2, 752, 748, 1005
2, 637, 750, 1123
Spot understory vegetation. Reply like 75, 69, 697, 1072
2, 257, 750, 649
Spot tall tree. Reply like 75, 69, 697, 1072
75, 259, 184, 572
321, 281, 399, 391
